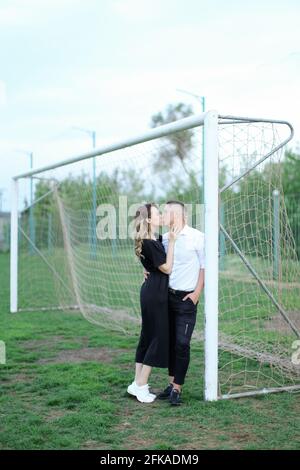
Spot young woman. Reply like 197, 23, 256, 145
127, 203, 179, 403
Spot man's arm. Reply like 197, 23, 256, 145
183, 268, 204, 305
183, 230, 205, 304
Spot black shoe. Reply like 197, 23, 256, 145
169, 388, 182, 406
157, 383, 173, 400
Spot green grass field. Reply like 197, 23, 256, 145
0, 252, 300, 450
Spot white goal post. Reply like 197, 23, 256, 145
10, 110, 300, 401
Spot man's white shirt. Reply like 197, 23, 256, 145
162, 225, 205, 291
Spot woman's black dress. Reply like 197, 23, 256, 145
135, 235, 169, 368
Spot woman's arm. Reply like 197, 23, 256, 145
158, 238, 175, 274
158, 225, 180, 274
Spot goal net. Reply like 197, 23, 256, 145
11, 112, 300, 399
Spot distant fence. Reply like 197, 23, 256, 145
285, 194, 300, 258
1, 193, 299, 256
0, 212, 10, 252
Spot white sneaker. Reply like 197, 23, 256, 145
127, 380, 137, 396
127, 381, 156, 400
135, 383, 156, 403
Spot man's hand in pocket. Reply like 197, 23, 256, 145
182, 292, 199, 305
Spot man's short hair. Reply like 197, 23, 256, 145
166, 200, 187, 216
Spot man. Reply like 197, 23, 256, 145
159, 200, 205, 406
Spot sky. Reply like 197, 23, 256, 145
0, 0, 299, 211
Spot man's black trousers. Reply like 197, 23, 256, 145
168, 289, 198, 385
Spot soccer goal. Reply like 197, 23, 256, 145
10, 111, 300, 400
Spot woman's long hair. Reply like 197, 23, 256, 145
134, 203, 157, 258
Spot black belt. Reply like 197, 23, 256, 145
168, 287, 193, 296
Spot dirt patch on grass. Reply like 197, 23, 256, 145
178, 424, 258, 450
12, 373, 32, 383
37, 346, 127, 364
81, 440, 111, 450
126, 436, 157, 450
44, 409, 70, 422
4, 372, 33, 384
264, 311, 300, 334
20, 335, 68, 350
19, 335, 128, 365
228, 424, 258, 443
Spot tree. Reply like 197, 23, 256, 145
150, 102, 194, 176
